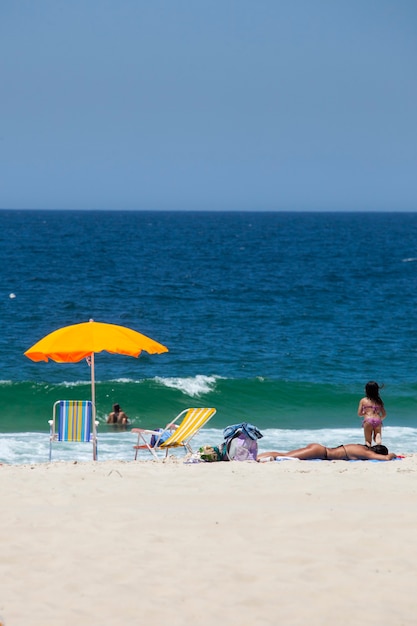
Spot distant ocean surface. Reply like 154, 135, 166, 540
1, 210, 417, 463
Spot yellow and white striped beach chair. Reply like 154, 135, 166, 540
132, 407, 216, 460
49, 400, 98, 461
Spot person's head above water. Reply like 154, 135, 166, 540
113, 403, 120, 412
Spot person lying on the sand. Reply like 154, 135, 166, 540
257, 443, 398, 462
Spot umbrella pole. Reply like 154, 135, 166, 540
90, 352, 95, 407
90, 352, 98, 461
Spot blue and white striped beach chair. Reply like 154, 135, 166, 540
49, 400, 98, 461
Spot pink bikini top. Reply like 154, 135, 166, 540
362, 404, 381, 414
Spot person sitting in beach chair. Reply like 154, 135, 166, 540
257, 443, 398, 462
132, 408, 216, 461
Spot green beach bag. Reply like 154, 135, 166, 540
199, 445, 222, 462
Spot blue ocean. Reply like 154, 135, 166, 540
1, 209, 416, 463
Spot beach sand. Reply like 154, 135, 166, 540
1, 456, 416, 626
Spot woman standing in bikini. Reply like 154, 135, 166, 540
358, 381, 386, 447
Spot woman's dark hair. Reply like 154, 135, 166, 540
371, 444, 389, 455
365, 381, 384, 407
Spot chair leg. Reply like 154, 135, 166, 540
134, 433, 141, 460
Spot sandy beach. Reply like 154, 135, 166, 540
1, 455, 416, 626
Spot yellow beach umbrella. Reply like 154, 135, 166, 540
24, 319, 169, 407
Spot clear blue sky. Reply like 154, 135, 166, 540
1, 0, 416, 211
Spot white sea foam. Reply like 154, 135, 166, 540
153, 375, 220, 397
58, 380, 91, 388
1, 426, 414, 465
57, 377, 141, 387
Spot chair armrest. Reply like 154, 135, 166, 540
131, 428, 160, 435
